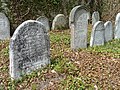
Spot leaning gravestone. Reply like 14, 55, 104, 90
69, 5, 88, 49
114, 13, 120, 39
36, 16, 50, 32
52, 14, 67, 30
90, 21, 105, 47
104, 21, 113, 42
0, 12, 10, 40
10, 20, 50, 79
92, 11, 100, 25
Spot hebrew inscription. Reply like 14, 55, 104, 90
10, 20, 50, 79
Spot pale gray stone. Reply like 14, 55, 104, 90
90, 21, 105, 47
114, 13, 120, 39
87, 12, 90, 20
36, 16, 50, 32
92, 11, 100, 25
10, 20, 50, 79
0, 12, 10, 40
52, 14, 67, 30
69, 5, 88, 49
104, 21, 113, 42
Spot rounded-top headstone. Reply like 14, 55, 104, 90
10, 20, 50, 79
36, 16, 50, 32
92, 11, 100, 25
52, 14, 67, 30
90, 21, 105, 47
104, 21, 113, 42
69, 5, 88, 49
114, 13, 120, 39
0, 12, 10, 40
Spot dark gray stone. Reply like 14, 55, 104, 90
69, 5, 88, 49
10, 20, 50, 79
90, 21, 105, 47
0, 12, 10, 40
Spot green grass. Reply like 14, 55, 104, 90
86, 39, 120, 58
60, 75, 94, 90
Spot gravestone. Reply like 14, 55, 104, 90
10, 20, 50, 79
114, 13, 120, 39
0, 12, 10, 40
104, 21, 113, 42
52, 14, 67, 30
69, 5, 88, 49
36, 16, 50, 32
92, 11, 100, 25
90, 21, 105, 47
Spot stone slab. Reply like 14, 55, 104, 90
52, 14, 67, 30
36, 16, 50, 32
10, 20, 50, 79
69, 5, 88, 49
0, 12, 10, 40
92, 11, 100, 25
90, 21, 105, 47
104, 21, 113, 42
114, 13, 120, 39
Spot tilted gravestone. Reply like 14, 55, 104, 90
36, 16, 50, 32
90, 21, 105, 47
0, 12, 10, 40
92, 11, 100, 26
10, 20, 50, 79
114, 13, 120, 39
69, 5, 88, 49
104, 21, 113, 42
52, 14, 67, 30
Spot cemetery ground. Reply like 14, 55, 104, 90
0, 25, 120, 90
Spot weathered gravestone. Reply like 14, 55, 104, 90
104, 21, 113, 42
92, 11, 100, 26
10, 20, 50, 79
90, 21, 105, 47
69, 5, 88, 49
114, 13, 120, 39
52, 14, 67, 30
0, 12, 10, 40
36, 16, 50, 32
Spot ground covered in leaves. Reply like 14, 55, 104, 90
0, 28, 120, 90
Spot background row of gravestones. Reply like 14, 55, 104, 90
1, 7, 120, 42
0, 5, 120, 79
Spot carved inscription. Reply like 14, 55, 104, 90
94, 30, 104, 45
69, 6, 88, 49
0, 20, 5, 27
76, 13, 88, 32
74, 13, 88, 48
10, 20, 50, 79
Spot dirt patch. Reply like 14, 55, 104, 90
64, 50, 120, 89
